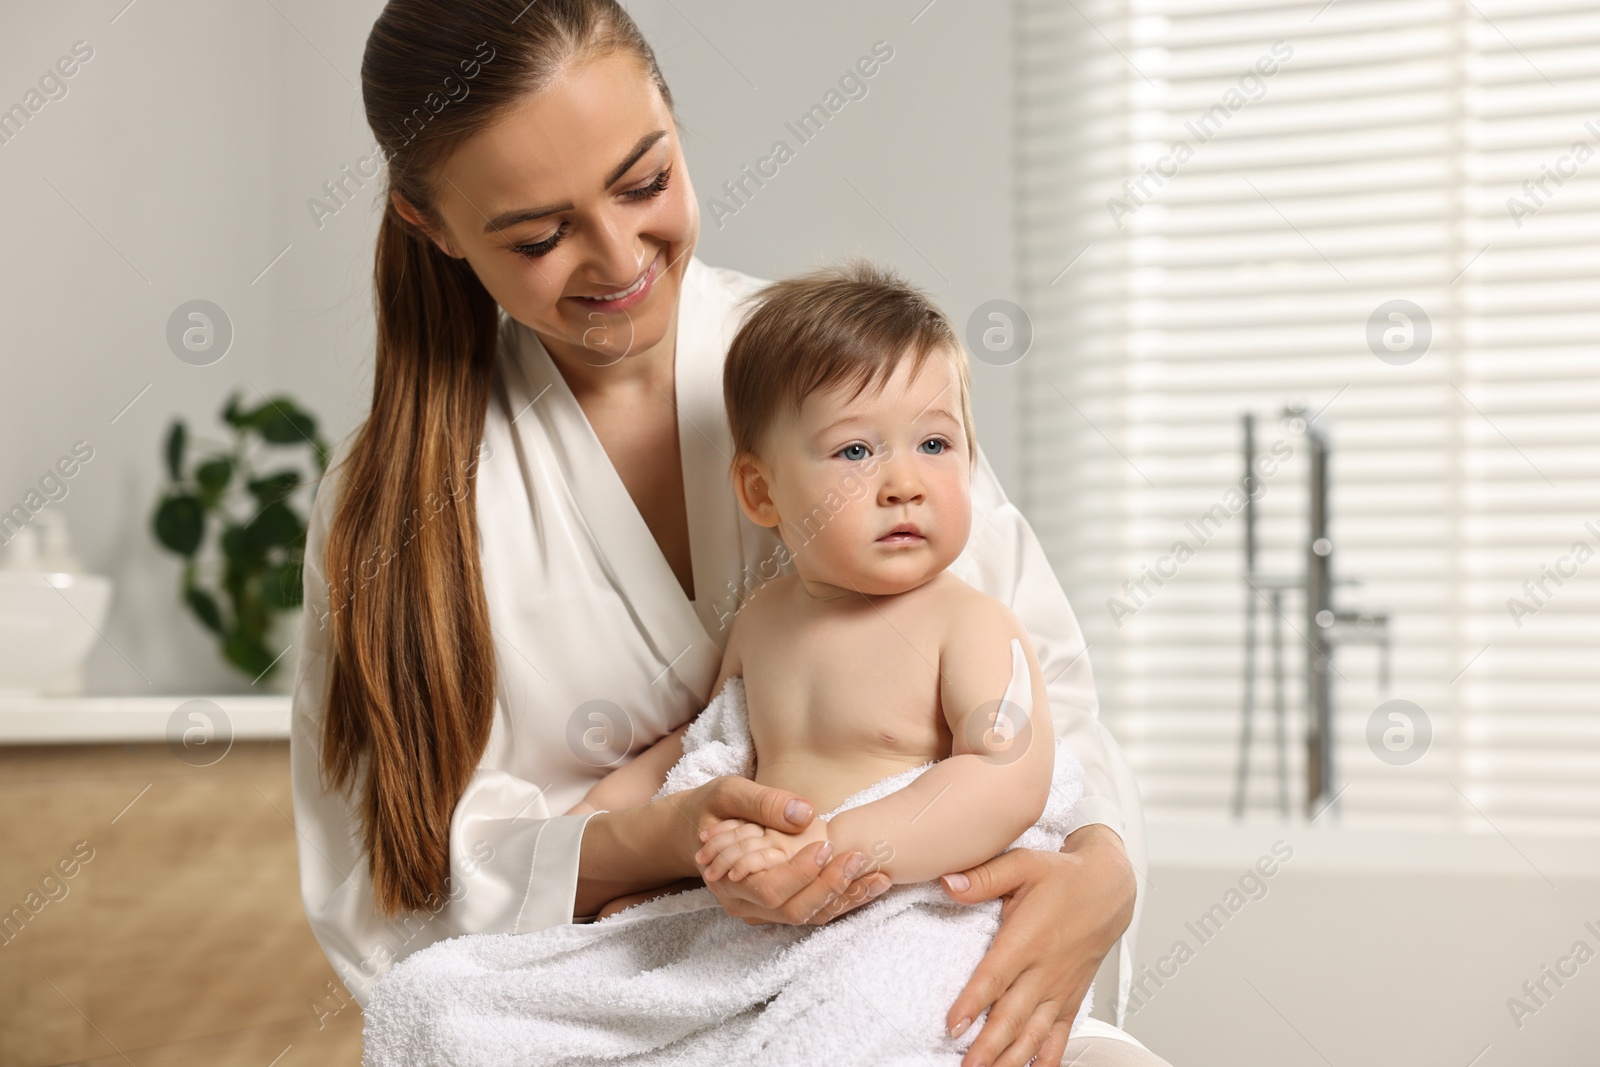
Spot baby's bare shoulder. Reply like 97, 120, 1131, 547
924, 574, 1027, 657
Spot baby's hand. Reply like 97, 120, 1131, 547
694, 817, 830, 882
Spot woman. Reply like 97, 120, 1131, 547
290, 2, 1171, 1065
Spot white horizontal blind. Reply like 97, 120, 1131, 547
1016, 0, 1600, 831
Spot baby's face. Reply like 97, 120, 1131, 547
745, 348, 972, 597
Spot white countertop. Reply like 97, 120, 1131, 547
0, 694, 291, 745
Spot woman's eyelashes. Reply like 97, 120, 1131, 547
510, 165, 674, 260
513, 222, 568, 259
833, 435, 953, 461
627, 163, 673, 201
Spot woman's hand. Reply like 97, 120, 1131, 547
937, 824, 1135, 1067
669, 775, 890, 925
695, 817, 830, 882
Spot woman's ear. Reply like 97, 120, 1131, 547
730, 452, 780, 528
390, 191, 462, 259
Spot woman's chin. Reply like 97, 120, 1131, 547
563, 297, 675, 361
558, 317, 669, 366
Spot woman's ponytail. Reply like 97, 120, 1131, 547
321, 197, 498, 915
322, 0, 675, 915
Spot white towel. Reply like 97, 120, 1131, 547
364, 642, 1090, 1067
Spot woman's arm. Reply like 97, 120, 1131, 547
573, 771, 871, 918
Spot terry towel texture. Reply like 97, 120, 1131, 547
364, 657, 1090, 1066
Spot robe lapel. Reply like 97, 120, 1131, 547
500, 270, 724, 705
674, 259, 750, 656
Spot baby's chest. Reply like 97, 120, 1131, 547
744, 637, 951, 761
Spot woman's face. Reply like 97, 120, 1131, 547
404, 51, 699, 369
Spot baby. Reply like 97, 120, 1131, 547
568, 257, 1056, 906
363, 261, 1088, 1067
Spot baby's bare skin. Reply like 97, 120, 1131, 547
696, 563, 1051, 887
733, 570, 962, 817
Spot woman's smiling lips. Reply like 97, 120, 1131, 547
566, 250, 662, 314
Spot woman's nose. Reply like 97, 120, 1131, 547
584, 209, 647, 291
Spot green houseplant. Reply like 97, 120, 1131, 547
151, 392, 329, 683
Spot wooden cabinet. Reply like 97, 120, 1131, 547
0, 741, 361, 1066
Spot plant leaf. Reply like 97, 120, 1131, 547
153, 495, 204, 556
247, 470, 300, 506
164, 421, 186, 482
184, 586, 227, 635
259, 406, 317, 444
195, 458, 233, 507
245, 501, 303, 552
262, 561, 304, 610
232, 401, 270, 429
222, 628, 276, 678
220, 523, 251, 563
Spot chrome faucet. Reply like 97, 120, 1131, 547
1234, 406, 1391, 820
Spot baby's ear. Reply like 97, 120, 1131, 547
730, 452, 780, 528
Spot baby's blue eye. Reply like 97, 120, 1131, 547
919, 437, 949, 455
838, 443, 870, 461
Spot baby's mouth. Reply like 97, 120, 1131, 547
877, 523, 924, 544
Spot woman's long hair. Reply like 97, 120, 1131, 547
323, 0, 675, 915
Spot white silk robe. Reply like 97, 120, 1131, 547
289, 255, 1145, 1013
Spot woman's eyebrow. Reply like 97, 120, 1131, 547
481, 130, 670, 234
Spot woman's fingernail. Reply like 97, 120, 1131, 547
867, 878, 888, 897
950, 1016, 971, 1038
815, 841, 834, 866
844, 854, 866, 879
785, 798, 812, 822
942, 872, 970, 893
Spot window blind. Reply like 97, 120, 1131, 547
1016, 0, 1600, 832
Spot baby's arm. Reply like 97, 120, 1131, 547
701, 598, 1056, 886
564, 721, 691, 816
816, 600, 1055, 885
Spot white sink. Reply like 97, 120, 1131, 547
0, 572, 114, 697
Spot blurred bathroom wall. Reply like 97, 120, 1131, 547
2, 3, 295, 695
